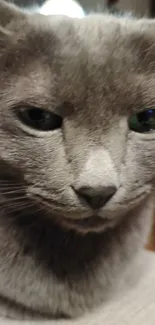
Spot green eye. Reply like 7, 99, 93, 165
128, 109, 155, 133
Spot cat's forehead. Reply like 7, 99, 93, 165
8, 14, 147, 70
1, 14, 155, 114
10, 13, 154, 87
27, 14, 137, 64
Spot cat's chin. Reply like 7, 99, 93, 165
55, 215, 116, 234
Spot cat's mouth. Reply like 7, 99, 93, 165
30, 193, 116, 233
58, 215, 115, 234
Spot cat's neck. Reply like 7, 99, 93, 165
0, 196, 152, 319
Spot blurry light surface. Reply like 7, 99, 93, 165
39, 0, 85, 18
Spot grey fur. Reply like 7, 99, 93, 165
0, 1, 154, 323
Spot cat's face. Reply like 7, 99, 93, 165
0, 2, 155, 234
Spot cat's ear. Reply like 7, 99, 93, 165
0, 0, 24, 28
0, 1, 25, 46
128, 19, 155, 69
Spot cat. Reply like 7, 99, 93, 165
0, 1, 155, 324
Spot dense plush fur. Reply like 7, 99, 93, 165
0, 1, 155, 323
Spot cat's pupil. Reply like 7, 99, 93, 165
27, 108, 49, 122
138, 110, 155, 125
18, 108, 63, 131
129, 108, 155, 133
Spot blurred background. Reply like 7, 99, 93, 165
7, 0, 155, 250
8, 0, 155, 17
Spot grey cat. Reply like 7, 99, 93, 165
0, 1, 155, 324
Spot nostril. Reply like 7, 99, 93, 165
74, 185, 117, 210
82, 193, 106, 209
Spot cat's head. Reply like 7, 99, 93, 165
0, 1, 155, 234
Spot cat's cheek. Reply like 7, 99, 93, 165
99, 132, 155, 220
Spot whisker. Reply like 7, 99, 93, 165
0, 196, 28, 202
1, 199, 31, 207
0, 180, 41, 186
4, 202, 36, 212
34, 206, 44, 215
0, 185, 24, 188
0, 190, 26, 195
5, 204, 44, 225
0, 186, 26, 191
0, 180, 24, 184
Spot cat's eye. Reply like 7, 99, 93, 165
17, 107, 62, 131
128, 109, 155, 133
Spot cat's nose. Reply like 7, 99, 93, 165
75, 185, 117, 209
